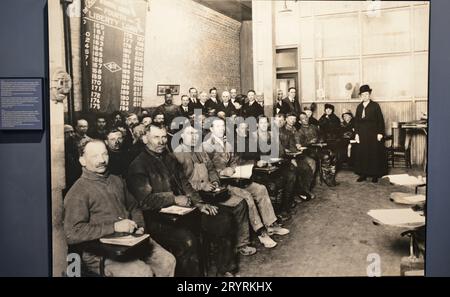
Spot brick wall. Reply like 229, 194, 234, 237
68, 0, 242, 112
143, 0, 242, 107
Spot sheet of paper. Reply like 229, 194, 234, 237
383, 174, 426, 186
159, 205, 196, 215
367, 209, 425, 228
222, 164, 254, 179
390, 192, 426, 204
100, 234, 150, 246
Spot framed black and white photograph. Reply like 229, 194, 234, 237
47, 0, 429, 278
157, 84, 180, 96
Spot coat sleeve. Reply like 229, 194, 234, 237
120, 179, 145, 229
63, 188, 115, 245
354, 105, 362, 135
375, 103, 385, 135
126, 162, 176, 211
204, 154, 220, 184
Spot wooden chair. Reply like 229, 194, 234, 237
386, 123, 412, 168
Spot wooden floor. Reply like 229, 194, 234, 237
238, 167, 426, 277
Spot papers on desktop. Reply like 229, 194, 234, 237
100, 234, 150, 246
159, 205, 196, 215
220, 164, 254, 179
383, 174, 426, 186
367, 209, 425, 228
390, 192, 426, 205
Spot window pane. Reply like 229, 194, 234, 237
318, 59, 360, 100
414, 53, 428, 98
312, 1, 360, 16
299, 18, 314, 58
414, 5, 429, 51
315, 14, 359, 58
362, 8, 411, 55
363, 55, 412, 98
276, 48, 298, 71
300, 59, 315, 101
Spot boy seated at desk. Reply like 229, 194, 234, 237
203, 118, 289, 249
64, 140, 176, 277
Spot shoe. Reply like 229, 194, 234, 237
305, 191, 316, 200
288, 208, 297, 215
238, 245, 257, 256
357, 176, 366, 182
223, 272, 235, 277
372, 177, 378, 183
299, 194, 310, 201
267, 225, 290, 236
277, 212, 292, 222
294, 195, 304, 203
258, 233, 277, 248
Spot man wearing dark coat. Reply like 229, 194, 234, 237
353, 85, 388, 183
188, 87, 202, 111
280, 87, 301, 117
217, 90, 236, 117
179, 95, 193, 118
155, 92, 181, 130
273, 90, 284, 115
243, 90, 264, 119
205, 87, 220, 115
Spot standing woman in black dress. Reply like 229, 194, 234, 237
354, 85, 388, 183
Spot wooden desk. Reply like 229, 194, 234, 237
79, 235, 151, 260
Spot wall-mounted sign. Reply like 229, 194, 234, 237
81, 0, 147, 113
0, 78, 43, 130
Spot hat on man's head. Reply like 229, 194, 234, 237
341, 109, 353, 118
324, 103, 335, 112
359, 84, 372, 95
286, 112, 297, 118
64, 124, 74, 133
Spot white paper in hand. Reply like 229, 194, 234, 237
221, 164, 254, 179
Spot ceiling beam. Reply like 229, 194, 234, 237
194, 0, 252, 22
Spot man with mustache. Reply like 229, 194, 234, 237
64, 140, 176, 277
127, 124, 203, 276
155, 91, 181, 131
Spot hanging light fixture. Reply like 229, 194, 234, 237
279, 0, 293, 13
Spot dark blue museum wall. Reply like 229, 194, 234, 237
426, 0, 450, 276
0, 0, 50, 276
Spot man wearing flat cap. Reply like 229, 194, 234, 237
353, 84, 388, 183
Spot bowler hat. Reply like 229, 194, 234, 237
359, 84, 372, 94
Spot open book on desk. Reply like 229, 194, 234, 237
100, 233, 150, 247
159, 205, 196, 215
220, 164, 254, 179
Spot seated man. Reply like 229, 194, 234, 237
203, 118, 289, 249
173, 126, 257, 270
278, 113, 316, 201
298, 112, 338, 187
251, 115, 301, 221
129, 123, 147, 162
126, 124, 202, 276
64, 140, 175, 277
104, 128, 131, 177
